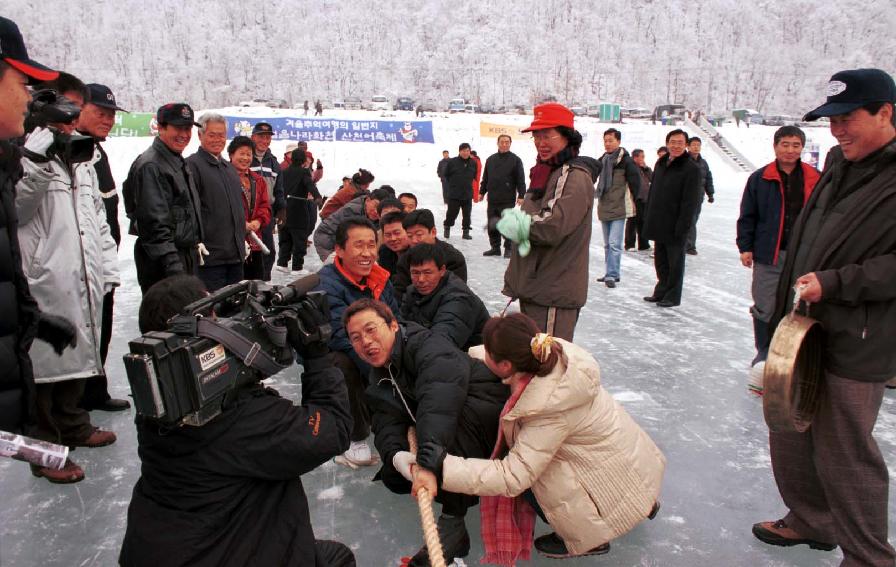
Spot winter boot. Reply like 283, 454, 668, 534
483, 247, 501, 256
503, 246, 512, 258
408, 514, 470, 566
462, 229, 472, 240
534, 532, 610, 559
752, 317, 771, 366
443, 226, 451, 239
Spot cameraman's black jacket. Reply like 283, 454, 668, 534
0, 143, 38, 433
124, 137, 203, 272
366, 323, 508, 494
119, 357, 351, 567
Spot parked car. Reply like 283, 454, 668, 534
764, 114, 799, 126
394, 96, 415, 111
344, 96, 363, 110
463, 103, 479, 114
478, 103, 496, 114
732, 108, 765, 125
418, 101, 439, 113
370, 95, 390, 111
332, 99, 345, 109
239, 98, 289, 108
569, 105, 586, 116
448, 97, 466, 113
652, 104, 687, 124
627, 107, 652, 120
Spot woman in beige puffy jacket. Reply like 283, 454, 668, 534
412, 313, 666, 560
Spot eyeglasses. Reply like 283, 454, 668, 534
532, 133, 562, 142
349, 322, 388, 345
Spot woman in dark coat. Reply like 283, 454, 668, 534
278, 149, 321, 273
343, 298, 508, 567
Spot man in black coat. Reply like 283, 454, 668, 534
643, 129, 702, 307
436, 149, 450, 204
393, 209, 467, 303
119, 275, 355, 567
401, 243, 489, 350
124, 103, 204, 294
686, 136, 715, 255
250, 122, 286, 281
278, 149, 322, 273
187, 113, 246, 291
378, 210, 410, 278
479, 135, 526, 257
442, 143, 478, 239
0, 17, 77, 440
343, 299, 508, 566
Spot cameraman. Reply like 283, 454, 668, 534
0, 17, 76, 443
15, 73, 119, 483
120, 275, 356, 567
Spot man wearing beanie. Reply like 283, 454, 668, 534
321, 168, 374, 218
753, 68, 896, 567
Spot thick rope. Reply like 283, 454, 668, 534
408, 427, 447, 567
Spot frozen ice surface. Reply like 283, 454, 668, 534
1, 113, 891, 566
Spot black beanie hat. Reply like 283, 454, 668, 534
291, 148, 306, 164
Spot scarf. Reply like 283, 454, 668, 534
597, 148, 620, 198
480, 374, 536, 566
528, 145, 579, 199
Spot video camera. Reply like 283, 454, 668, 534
24, 89, 95, 164
123, 275, 330, 427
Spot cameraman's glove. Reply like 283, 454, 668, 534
37, 313, 77, 355
416, 441, 447, 480
286, 300, 331, 359
392, 451, 417, 482
23, 127, 55, 161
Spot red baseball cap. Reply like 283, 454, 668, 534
0, 17, 58, 84
521, 103, 575, 133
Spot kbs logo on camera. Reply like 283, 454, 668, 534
197, 345, 226, 371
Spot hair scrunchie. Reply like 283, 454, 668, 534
530, 333, 554, 363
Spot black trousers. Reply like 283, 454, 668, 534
260, 222, 276, 281
624, 200, 650, 250
444, 198, 472, 231
486, 201, 513, 250
652, 240, 687, 305
198, 263, 244, 292
35, 380, 93, 445
81, 289, 115, 407
135, 243, 198, 295
278, 227, 313, 269
686, 199, 704, 252
314, 540, 356, 566
244, 250, 265, 280
331, 351, 370, 442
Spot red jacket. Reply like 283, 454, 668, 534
242, 170, 272, 251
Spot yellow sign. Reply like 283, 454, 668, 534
479, 121, 528, 140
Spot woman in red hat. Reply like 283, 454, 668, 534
500, 103, 600, 341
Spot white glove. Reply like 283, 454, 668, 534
244, 240, 251, 257
392, 451, 416, 482
24, 127, 55, 157
197, 242, 210, 266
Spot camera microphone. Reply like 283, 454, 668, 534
272, 273, 320, 305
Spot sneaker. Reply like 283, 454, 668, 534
72, 427, 117, 448
752, 519, 837, 551
275, 265, 291, 273
748, 361, 765, 396
534, 532, 610, 559
32, 458, 84, 484
337, 440, 378, 467
408, 515, 470, 566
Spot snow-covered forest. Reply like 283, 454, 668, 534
11, 0, 896, 115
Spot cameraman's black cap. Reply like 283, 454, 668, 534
156, 103, 200, 127
804, 68, 896, 121
251, 122, 275, 135
86, 83, 128, 113
0, 17, 58, 84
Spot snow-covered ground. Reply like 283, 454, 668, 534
1, 110, 892, 567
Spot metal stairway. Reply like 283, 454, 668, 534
685, 117, 755, 172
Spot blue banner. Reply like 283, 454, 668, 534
224, 116, 434, 144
